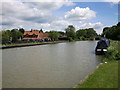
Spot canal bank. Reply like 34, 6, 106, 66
77, 61, 118, 88
0, 41, 67, 49
76, 40, 119, 88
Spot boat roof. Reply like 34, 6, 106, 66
98, 39, 110, 47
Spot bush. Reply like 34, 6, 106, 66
89, 37, 95, 41
105, 41, 120, 60
68, 37, 74, 42
79, 36, 86, 40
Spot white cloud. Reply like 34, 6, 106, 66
1, 0, 119, 4
50, 19, 71, 30
76, 22, 104, 34
65, 7, 96, 21
64, 1, 76, 6
0, 0, 104, 34
103, 0, 119, 4
1, 0, 75, 31
0, 15, 35, 30
24, 0, 75, 11
33, 19, 71, 31
24, 2, 63, 11
0, 16, 22, 25
2, 1, 54, 23
1, 0, 75, 28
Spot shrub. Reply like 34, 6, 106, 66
68, 37, 74, 42
105, 41, 120, 60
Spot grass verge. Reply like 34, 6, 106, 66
77, 40, 119, 88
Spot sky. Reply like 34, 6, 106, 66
0, 0, 119, 34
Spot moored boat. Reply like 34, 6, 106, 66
95, 39, 110, 55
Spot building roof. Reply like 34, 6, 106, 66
23, 30, 49, 40
24, 30, 39, 35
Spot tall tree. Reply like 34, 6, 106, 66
19, 28, 25, 34
40, 29, 43, 33
48, 31, 59, 41
101, 22, 120, 40
86, 28, 97, 38
65, 25, 76, 40
117, 22, 120, 26
76, 28, 97, 39
11, 29, 23, 42
2, 30, 11, 43
76, 29, 87, 38
58, 31, 65, 36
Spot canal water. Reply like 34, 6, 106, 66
2, 41, 102, 88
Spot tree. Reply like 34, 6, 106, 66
86, 28, 97, 38
65, 25, 76, 40
58, 31, 65, 36
19, 28, 25, 34
76, 28, 97, 40
101, 27, 110, 37
11, 29, 23, 42
2, 30, 11, 43
76, 29, 87, 38
0, 31, 2, 43
117, 22, 120, 27
101, 22, 120, 40
48, 31, 59, 41
40, 29, 43, 33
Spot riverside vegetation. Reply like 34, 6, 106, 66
76, 22, 120, 88
77, 40, 120, 88
0, 25, 99, 45
0, 22, 120, 45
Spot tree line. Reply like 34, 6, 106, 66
0, 25, 99, 44
47, 23, 120, 41
1, 22, 120, 44
0, 28, 25, 44
47, 25, 98, 41
65, 25, 98, 41
101, 22, 120, 41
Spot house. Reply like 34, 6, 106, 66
22, 29, 50, 42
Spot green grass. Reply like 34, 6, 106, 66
77, 61, 118, 88
77, 40, 119, 88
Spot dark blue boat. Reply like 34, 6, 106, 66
95, 39, 110, 55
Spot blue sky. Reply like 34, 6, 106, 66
55, 2, 118, 26
0, 0, 118, 34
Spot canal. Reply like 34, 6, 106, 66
2, 41, 102, 88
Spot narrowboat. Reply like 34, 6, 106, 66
95, 39, 110, 55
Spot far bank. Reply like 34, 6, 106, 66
0, 41, 68, 49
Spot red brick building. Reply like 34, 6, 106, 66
23, 29, 50, 41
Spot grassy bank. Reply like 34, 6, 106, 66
77, 40, 119, 88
